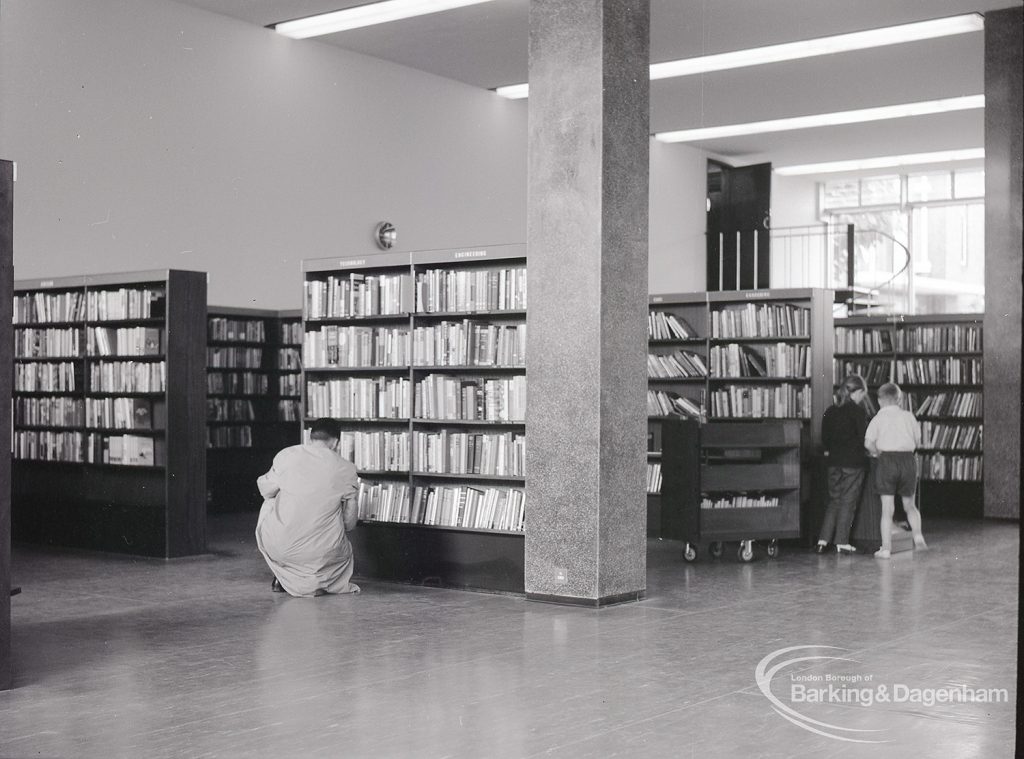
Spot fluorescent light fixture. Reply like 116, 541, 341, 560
653, 95, 984, 143
494, 83, 529, 100
274, 0, 495, 39
774, 148, 985, 176
495, 13, 983, 99
648, 14, 983, 80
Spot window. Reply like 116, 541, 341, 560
820, 169, 985, 314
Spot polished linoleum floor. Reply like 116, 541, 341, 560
2, 515, 1018, 758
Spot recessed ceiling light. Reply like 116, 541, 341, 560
274, 0, 496, 39
774, 148, 985, 175
495, 13, 983, 99
653, 95, 984, 143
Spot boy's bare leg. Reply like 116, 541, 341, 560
903, 491, 927, 548
876, 495, 896, 558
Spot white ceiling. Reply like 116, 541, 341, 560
171, 0, 1020, 169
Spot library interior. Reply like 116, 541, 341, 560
0, 1, 1021, 757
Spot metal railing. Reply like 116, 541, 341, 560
709, 224, 913, 314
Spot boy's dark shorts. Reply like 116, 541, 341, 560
875, 451, 918, 497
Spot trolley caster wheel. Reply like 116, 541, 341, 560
683, 543, 698, 562
738, 540, 754, 563
766, 540, 779, 559
709, 541, 724, 559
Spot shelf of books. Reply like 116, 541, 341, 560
834, 313, 983, 517
11, 270, 207, 557
646, 292, 707, 536
647, 288, 832, 540
206, 306, 303, 512
302, 245, 526, 593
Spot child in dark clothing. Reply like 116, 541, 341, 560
816, 374, 873, 554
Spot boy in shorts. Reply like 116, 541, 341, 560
864, 382, 927, 558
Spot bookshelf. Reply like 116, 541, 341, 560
646, 292, 707, 536
647, 289, 832, 540
11, 270, 207, 557
834, 313, 983, 517
206, 307, 302, 512
302, 244, 526, 593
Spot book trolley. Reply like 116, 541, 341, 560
301, 245, 526, 592
652, 288, 834, 560
11, 270, 207, 557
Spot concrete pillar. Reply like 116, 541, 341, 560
983, 7, 1022, 520
525, 0, 650, 604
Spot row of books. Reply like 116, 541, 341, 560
86, 397, 163, 430
709, 342, 810, 379
833, 360, 892, 385
14, 397, 84, 427
208, 425, 253, 448
281, 321, 303, 345
701, 495, 780, 509
209, 318, 265, 343
207, 399, 256, 422
278, 347, 301, 370
303, 326, 410, 368
279, 374, 302, 397
86, 288, 165, 321
279, 400, 301, 421
338, 430, 410, 472
893, 358, 982, 385
919, 453, 982, 482
708, 383, 811, 420
412, 321, 526, 367
896, 325, 982, 353
412, 430, 526, 477
86, 433, 163, 466
305, 377, 412, 420
920, 422, 982, 451
13, 291, 86, 324
14, 327, 81, 357
208, 372, 268, 395
358, 484, 526, 532
415, 266, 527, 313
88, 327, 161, 356
710, 303, 810, 339
14, 362, 77, 392
89, 361, 166, 393
305, 272, 412, 319
915, 391, 982, 418
12, 430, 84, 462
414, 374, 527, 423
207, 346, 263, 369
647, 390, 703, 419
647, 350, 707, 379
834, 327, 893, 354
648, 311, 697, 340
647, 462, 662, 494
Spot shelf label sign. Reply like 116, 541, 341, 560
743, 291, 771, 299
454, 250, 488, 259
338, 259, 367, 267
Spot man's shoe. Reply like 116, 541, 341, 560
836, 544, 857, 554
814, 543, 827, 554
271, 578, 285, 593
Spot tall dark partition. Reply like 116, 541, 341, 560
1, 159, 14, 690
706, 160, 772, 291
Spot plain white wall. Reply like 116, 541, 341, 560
0, 0, 715, 307
0, 0, 531, 309
649, 139, 709, 294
